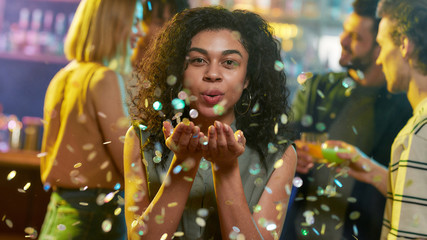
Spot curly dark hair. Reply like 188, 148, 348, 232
377, 0, 427, 75
129, 6, 292, 164
353, 0, 381, 36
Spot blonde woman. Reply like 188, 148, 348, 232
39, 0, 142, 239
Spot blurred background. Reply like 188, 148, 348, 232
0, 0, 352, 238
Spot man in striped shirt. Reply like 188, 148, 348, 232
331, 0, 427, 239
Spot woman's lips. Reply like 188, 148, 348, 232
201, 91, 224, 105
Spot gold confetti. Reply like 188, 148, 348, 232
168, 202, 178, 208
23, 182, 31, 191
7, 171, 16, 181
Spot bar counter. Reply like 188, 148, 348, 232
0, 150, 50, 238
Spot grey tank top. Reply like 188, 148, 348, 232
135, 123, 289, 239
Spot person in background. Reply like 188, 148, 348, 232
131, 0, 189, 66
333, 0, 427, 238
124, 6, 297, 239
282, 0, 412, 239
38, 0, 142, 239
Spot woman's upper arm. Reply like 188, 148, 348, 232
255, 144, 297, 234
123, 126, 150, 227
90, 70, 129, 176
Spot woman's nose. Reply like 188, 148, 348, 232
203, 64, 222, 82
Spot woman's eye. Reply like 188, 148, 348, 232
224, 60, 238, 68
190, 58, 206, 64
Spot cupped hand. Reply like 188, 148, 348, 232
163, 120, 204, 161
202, 121, 246, 170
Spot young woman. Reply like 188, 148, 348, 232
39, 0, 142, 239
125, 6, 296, 240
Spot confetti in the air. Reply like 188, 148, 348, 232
153, 101, 162, 111
7, 170, 16, 181
292, 176, 303, 188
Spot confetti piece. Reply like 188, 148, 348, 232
334, 179, 343, 188
183, 176, 193, 182
274, 60, 285, 71
352, 126, 358, 135
114, 208, 121, 216
174, 231, 184, 237
57, 224, 66, 231
335, 222, 344, 230
214, 104, 225, 115
312, 227, 320, 235
5, 218, 13, 228
153, 101, 162, 111
281, 114, 288, 124
253, 204, 262, 213
103, 141, 111, 145
172, 98, 185, 110
274, 159, 284, 169
301, 115, 313, 127
349, 211, 361, 220
82, 143, 94, 150
315, 122, 326, 131
74, 163, 82, 168
88, 151, 97, 161
292, 177, 303, 188
23, 182, 31, 191
24, 227, 38, 239
353, 224, 359, 236
178, 91, 188, 100
320, 204, 330, 212
301, 228, 309, 236
266, 222, 277, 231
342, 77, 355, 88
97, 112, 107, 118
37, 152, 47, 158
7, 171, 16, 181
306, 196, 317, 202
189, 109, 199, 118
297, 72, 313, 85
197, 208, 209, 218
249, 163, 261, 175
155, 215, 164, 224
167, 75, 177, 85
251, 102, 260, 113
195, 217, 206, 227
104, 192, 115, 203
317, 90, 325, 99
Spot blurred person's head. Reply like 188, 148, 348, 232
339, 0, 381, 72
376, 0, 427, 93
65, 0, 143, 73
132, 0, 189, 65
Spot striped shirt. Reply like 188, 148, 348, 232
381, 97, 427, 239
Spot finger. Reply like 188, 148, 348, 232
215, 121, 227, 153
177, 122, 194, 150
163, 121, 173, 139
208, 125, 217, 154
224, 124, 237, 149
171, 123, 185, 143
234, 130, 246, 146
188, 126, 200, 152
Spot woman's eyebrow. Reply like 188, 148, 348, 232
188, 48, 242, 57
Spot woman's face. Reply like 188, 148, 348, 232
183, 29, 249, 124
